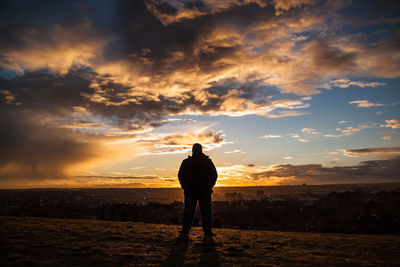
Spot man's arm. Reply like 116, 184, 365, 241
209, 159, 218, 187
178, 160, 187, 189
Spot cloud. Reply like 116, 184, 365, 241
328, 151, 339, 155
266, 110, 310, 118
0, 109, 102, 180
309, 38, 357, 74
324, 122, 378, 138
216, 164, 273, 186
287, 133, 309, 142
0, 0, 399, 183
342, 147, 400, 157
261, 134, 282, 139
273, 0, 316, 15
340, 126, 361, 134
1, 0, 398, 108
301, 128, 319, 134
324, 134, 343, 138
380, 119, 400, 129
0, 90, 18, 105
1, 0, 398, 99
328, 79, 386, 88
77, 175, 158, 180
138, 130, 227, 155
297, 138, 309, 143
349, 100, 385, 108
0, 5, 107, 76
249, 157, 400, 184
224, 149, 246, 154
0, 67, 234, 180
196, 153, 400, 185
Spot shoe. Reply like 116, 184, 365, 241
178, 231, 189, 240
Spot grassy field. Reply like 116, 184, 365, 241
1, 216, 399, 266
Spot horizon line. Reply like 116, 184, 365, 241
1, 182, 399, 190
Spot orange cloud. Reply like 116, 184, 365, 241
381, 119, 400, 129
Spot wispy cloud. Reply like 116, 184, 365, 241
266, 110, 311, 118
328, 79, 386, 88
342, 147, 400, 157
287, 133, 309, 142
297, 138, 309, 143
328, 151, 340, 155
224, 149, 246, 154
261, 134, 282, 139
349, 100, 385, 108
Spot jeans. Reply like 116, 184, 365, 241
182, 194, 212, 234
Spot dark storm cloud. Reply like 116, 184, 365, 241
0, 109, 98, 179
0, 69, 92, 113
105, 0, 276, 74
0, 70, 101, 180
0, 68, 158, 131
0, 68, 180, 123
334, 0, 400, 29
250, 158, 400, 183
0, 0, 104, 58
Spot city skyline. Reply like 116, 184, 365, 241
0, 0, 399, 188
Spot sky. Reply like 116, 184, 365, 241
0, 0, 399, 188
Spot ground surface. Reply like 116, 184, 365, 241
1, 216, 399, 266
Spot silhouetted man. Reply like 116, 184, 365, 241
178, 143, 218, 237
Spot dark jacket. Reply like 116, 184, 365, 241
178, 153, 218, 196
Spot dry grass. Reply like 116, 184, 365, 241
1, 216, 399, 266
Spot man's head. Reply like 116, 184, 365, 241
192, 143, 202, 155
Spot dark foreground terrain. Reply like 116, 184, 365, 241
1, 217, 399, 266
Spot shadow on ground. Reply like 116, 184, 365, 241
163, 235, 221, 266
